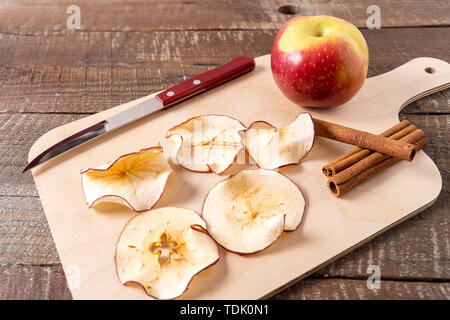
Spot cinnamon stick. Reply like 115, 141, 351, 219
322, 120, 411, 176
328, 128, 426, 197
314, 118, 417, 161
328, 134, 427, 197
330, 128, 425, 185
324, 123, 417, 176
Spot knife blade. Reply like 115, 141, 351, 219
23, 56, 255, 172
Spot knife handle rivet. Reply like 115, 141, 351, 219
193, 79, 201, 85
166, 91, 175, 97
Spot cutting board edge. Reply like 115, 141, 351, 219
260, 191, 441, 300
26, 55, 447, 300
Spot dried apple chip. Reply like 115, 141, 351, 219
81, 146, 173, 212
202, 169, 305, 254
244, 113, 315, 169
115, 207, 219, 299
166, 115, 245, 174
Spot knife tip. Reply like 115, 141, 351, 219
22, 163, 33, 173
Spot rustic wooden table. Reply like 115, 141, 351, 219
0, 1, 448, 299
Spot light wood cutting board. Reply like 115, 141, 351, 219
29, 55, 450, 299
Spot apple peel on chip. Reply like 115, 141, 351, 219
243, 113, 315, 170
202, 169, 305, 254
166, 115, 246, 174
115, 207, 219, 299
81, 146, 174, 212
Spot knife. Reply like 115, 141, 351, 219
23, 56, 255, 172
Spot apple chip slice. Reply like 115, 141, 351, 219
202, 169, 305, 254
81, 146, 173, 212
115, 207, 219, 299
244, 113, 315, 169
166, 115, 245, 174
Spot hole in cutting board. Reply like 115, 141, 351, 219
277, 5, 301, 15
425, 67, 436, 74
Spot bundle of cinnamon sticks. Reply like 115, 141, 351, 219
314, 119, 427, 197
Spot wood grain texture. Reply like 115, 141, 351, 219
0, 0, 448, 33
271, 278, 450, 299
0, 196, 59, 265
19, 55, 449, 299
1, 264, 448, 300
0, 114, 85, 198
1, 188, 447, 279
2, 113, 448, 198
0, 265, 72, 300
0, 1, 448, 300
0, 28, 448, 114
0, 111, 448, 278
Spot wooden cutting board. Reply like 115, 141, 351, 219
29, 55, 450, 300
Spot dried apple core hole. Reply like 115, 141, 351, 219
149, 233, 180, 265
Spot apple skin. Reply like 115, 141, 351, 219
271, 16, 369, 108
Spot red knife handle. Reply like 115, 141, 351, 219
156, 56, 255, 107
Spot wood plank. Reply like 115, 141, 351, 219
0, 6, 448, 298
1, 264, 448, 299
1, 113, 448, 280
271, 278, 450, 299
0, 265, 71, 299
0, 28, 448, 114
0, 0, 448, 33
0, 114, 85, 198
1, 193, 447, 279
1, 113, 448, 298
0, 196, 60, 264
315, 194, 450, 281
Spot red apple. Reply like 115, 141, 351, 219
271, 16, 369, 108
